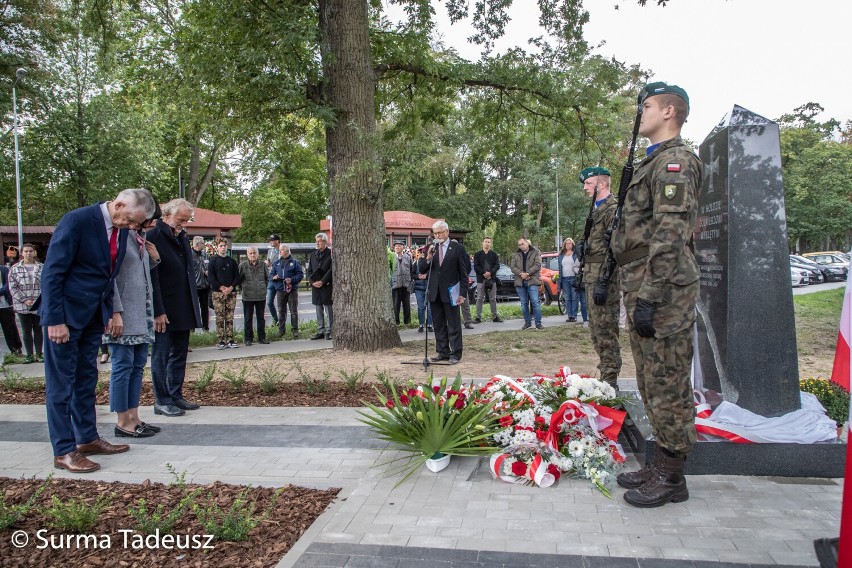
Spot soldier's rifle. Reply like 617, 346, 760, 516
572, 178, 598, 292
593, 93, 645, 304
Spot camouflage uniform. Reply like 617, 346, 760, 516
612, 136, 702, 457
583, 193, 622, 388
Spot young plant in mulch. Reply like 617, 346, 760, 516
221, 365, 249, 392
295, 363, 329, 395
0, 474, 52, 529
42, 493, 113, 532
0, 369, 44, 392
340, 367, 368, 392
258, 368, 287, 395
192, 487, 282, 542
801, 377, 851, 426
358, 374, 505, 484
128, 488, 202, 535
194, 362, 217, 393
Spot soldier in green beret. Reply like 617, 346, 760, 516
612, 82, 702, 508
577, 166, 622, 390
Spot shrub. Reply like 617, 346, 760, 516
193, 487, 281, 542
221, 365, 248, 392
801, 378, 851, 426
194, 362, 217, 392
295, 363, 329, 395
0, 475, 52, 529
340, 367, 368, 392
258, 368, 287, 394
42, 493, 112, 532
128, 488, 201, 535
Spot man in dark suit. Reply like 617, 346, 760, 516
40, 188, 156, 473
418, 220, 469, 364
147, 198, 202, 417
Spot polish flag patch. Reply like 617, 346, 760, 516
667, 163, 681, 172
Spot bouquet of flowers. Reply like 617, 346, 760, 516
486, 369, 627, 496
359, 375, 505, 484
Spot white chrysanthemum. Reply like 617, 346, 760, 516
502, 458, 516, 477
514, 409, 535, 428
566, 386, 580, 399
568, 440, 584, 458
513, 430, 537, 444
597, 447, 608, 457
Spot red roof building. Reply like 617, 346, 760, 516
319, 211, 468, 248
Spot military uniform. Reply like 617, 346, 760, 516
583, 192, 622, 388
612, 136, 702, 457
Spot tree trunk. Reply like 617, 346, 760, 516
187, 141, 220, 206
319, 0, 401, 351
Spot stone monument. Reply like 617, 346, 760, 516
694, 105, 801, 417
620, 106, 845, 477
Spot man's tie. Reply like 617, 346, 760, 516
438, 243, 444, 266
109, 227, 118, 271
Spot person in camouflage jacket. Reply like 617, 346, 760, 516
611, 82, 703, 509
578, 166, 622, 389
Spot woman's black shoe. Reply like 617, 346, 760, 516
140, 422, 161, 433
115, 425, 156, 438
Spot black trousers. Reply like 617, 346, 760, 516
276, 289, 299, 334
392, 287, 411, 324
197, 288, 210, 331
429, 300, 462, 359
242, 300, 266, 342
17, 312, 43, 356
0, 307, 21, 353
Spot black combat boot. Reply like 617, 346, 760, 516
616, 445, 658, 489
623, 448, 689, 508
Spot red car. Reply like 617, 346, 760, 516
539, 252, 564, 314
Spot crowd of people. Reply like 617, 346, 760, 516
9, 81, 699, 510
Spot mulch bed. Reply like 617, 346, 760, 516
0, 476, 340, 567
0, 382, 391, 407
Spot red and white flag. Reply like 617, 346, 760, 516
833, 253, 852, 567
830, 258, 852, 392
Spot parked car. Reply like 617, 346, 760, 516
801, 253, 849, 281
790, 260, 824, 285
791, 266, 808, 287
791, 254, 839, 283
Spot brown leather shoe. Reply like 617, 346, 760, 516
76, 438, 130, 456
54, 451, 100, 473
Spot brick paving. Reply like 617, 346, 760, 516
0, 316, 843, 567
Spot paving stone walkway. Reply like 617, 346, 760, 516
0, 402, 840, 567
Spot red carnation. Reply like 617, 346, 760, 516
453, 399, 465, 410
385, 400, 394, 409
535, 429, 547, 441
407, 388, 417, 397
499, 415, 514, 428
547, 464, 561, 480
535, 416, 546, 425
433, 385, 440, 394
399, 394, 410, 406
511, 461, 528, 476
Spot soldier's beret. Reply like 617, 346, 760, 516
579, 166, 611, 182
641, 81, 689, 109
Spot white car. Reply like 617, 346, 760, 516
791, 266, 808, 287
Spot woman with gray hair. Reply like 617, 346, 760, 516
307, 232, 333, 340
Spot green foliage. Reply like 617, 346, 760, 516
340, 367, 368, 392
221, 365, 248, 392
800, 378, 850, 426
194, 363, 217, 393
0, 474, 52, 530
165, 463, 189, 492
128, 488, 201, 535
296, 363, 329, 395
258, 368, 287, 395
0, 369, 44, 392
357, 375, 505, 484
42, 493, 113, 532
193, 487, 281, 542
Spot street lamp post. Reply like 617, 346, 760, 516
554, 161, 561, 250
12, 68, 27, 251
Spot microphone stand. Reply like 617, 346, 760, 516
402, 246, 451, 372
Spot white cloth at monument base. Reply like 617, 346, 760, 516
696, 392, 838, 444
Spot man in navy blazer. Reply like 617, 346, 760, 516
147, 198, 202, 417
40, 188, 156, 473
418, 220, 469, 364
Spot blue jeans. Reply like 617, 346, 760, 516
108, 343, 148, 413
560, 277, 587, 321
516, 283, 542, 325
266, 285, 279, 323
414, 287, 432, 326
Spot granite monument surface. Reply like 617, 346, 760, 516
695, 105, 801, 417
